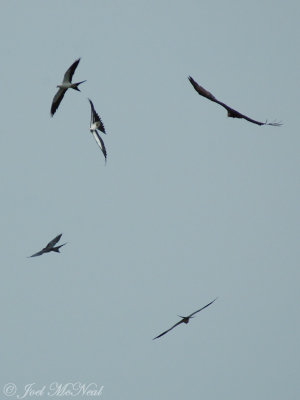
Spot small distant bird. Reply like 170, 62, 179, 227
51, 58, 86, 116
28, 233, 67, 258
153, 298, 217, 340
88, 98, 107, 161
188, 76, 281, 126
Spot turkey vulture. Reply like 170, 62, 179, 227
28, 234, 67, 257
88, 99, 107, 161
188, 76, 281, 126
153, 298, 217, 340
51, 58, 86, 116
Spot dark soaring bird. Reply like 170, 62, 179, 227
153, 298, 217, 340
28, 234, 67, 258
50, 58, 86, 116
188, 76, 281, 126
88, 98, 107, 161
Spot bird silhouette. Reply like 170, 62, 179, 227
28, 234, 67, 257
51, 58, 86, 116
153, 298, 217, 340
188, 76, 281, 126
88, 98, 107, 161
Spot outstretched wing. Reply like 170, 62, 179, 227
89, 98, 94, 126
188, 76, 218, 102
219, 103, 282, 126
188, 76, 282, 127
89, 99, 106, 134
51, 87, 67, 116
45, 234, 62, 250
188, 298, 217, 318
153, 320, 184, 340
63, 58, 81, 84
92, 131, 107, 161
28, 249, 46, 258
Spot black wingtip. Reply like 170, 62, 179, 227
210, 297, 218, 305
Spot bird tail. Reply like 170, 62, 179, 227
73, 80, 87, 91
53, 243, 67, 253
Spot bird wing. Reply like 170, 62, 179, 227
51, 87, 67, 116
88, 98, 97, 123
89, 99, 106, 133
63, 58, 81, 84
92, 131, 107, 161
44, 234, 62, 250
188, 298, 218, 318
217, 102, 282, 126
188, 76, 218, 102
153, 319, 184, 340
28, 249, 46, 258
89, 98, 94, 126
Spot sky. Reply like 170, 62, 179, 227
0, 1, 299, 399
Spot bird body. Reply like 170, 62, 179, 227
177, 316, 190, 324
51, 58, 86, 116
188, 76, 281, 126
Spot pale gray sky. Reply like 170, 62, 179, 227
0, 1, 299, 399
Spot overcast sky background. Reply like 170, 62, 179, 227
0, 1, 299, 399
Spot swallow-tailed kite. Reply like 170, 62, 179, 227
153, 298, 217, 340
50, 58, 86, 116
188, 76, 282, 126
88, 99, 107, 161
28, 234, 67, 257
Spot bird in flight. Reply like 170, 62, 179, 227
88, 98, 107, 161
28, 233, 67, 257
50, 58, 86, 116
188, 76, 281, 126
153, 298, 217, 340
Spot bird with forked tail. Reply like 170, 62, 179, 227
51, 58, 86, 117
28, 234, 67, 258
